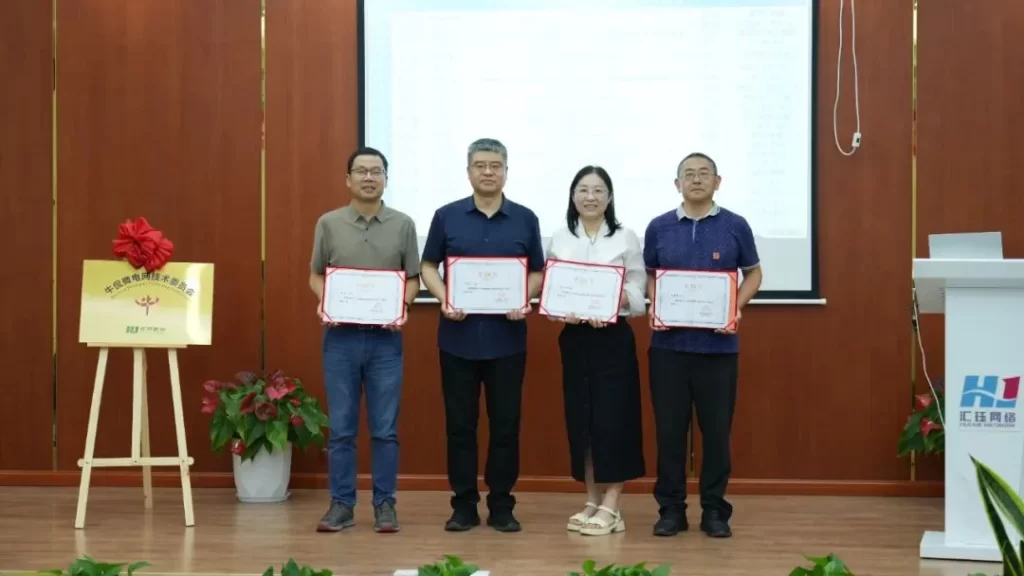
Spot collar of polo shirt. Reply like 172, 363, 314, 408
345, 202, 393, 223
463, 195, 510, 217
676, 202, 721, 221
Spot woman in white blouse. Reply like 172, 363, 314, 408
547, 165, 647, 536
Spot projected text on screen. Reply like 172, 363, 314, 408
362, 0, 816, 296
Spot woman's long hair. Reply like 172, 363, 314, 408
566, 165, 620, 237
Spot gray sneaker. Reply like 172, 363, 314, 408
316, 501, 355, 532
374, 500, 400, 533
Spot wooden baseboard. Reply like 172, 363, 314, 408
0, 470, 944, 497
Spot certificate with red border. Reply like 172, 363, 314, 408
320, 267, 407, 325
651, 269, 738, 330
444, 256, 528, 314
538, 259, 625, 324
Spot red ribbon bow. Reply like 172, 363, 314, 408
111, 216, 174, 272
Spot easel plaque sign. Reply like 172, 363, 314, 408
74, 217, 215, 529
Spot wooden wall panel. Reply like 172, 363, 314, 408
722, 0, 913, 481
55, 0, 263, 472
914, 0, 1024, 482
265, 0, 917, 489
263, 0, 360, 475
0, 0, 55, 471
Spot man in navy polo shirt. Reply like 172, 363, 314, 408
643, 152, 762, 539
420, 138, 545, 533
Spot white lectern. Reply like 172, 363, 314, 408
914, 257, 1024, 562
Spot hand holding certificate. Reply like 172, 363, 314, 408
651, 269, 738, 331
444, 256, 529, 316
320, 267, 407, 326
539, 259, 625, 325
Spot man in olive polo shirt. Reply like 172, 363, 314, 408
643, 152, 762, 539
309, 147, 420, 534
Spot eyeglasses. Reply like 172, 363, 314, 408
351, 168, 386, 178
471, 162, 505, 173
681, 170, 713, 182
574, 188, 609, 197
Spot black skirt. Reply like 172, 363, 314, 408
559, 319, 646, 484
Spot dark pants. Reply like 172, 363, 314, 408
648, 347, 738, 520
439, 350, 526, 513
322, 325, 403, 508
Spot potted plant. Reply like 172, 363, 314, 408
262, 559, 332, 576
969, 455, 1024, 576
394, 555, 486, 576
898, 379, 945, 458
568, 561, 670, 576
43, 556, 149, 576
788, 554, 855, 575
202, 369, 329, 502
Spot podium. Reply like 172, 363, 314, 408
913, 257, 1024, 561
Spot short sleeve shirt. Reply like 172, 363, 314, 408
421, 195, 545, 360
642, 203, 760, 354
310, 204, 420, 277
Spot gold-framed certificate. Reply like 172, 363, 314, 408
538, 258, 625, 323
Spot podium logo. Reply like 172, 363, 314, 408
960, 375, 1020, 409
959, 375, 1020, 431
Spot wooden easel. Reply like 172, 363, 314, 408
74, 343, 195, 529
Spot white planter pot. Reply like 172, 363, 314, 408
232, 442, 292, 503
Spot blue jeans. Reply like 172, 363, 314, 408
322, 325, 403, 508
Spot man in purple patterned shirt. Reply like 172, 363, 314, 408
642, 152, 763, 539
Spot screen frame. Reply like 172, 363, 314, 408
355, 0, 822, 303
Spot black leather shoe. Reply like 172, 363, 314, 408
652, 511, 688, 536
444, 509, 480, 531
700, 510, 731, 538
487, 509, 522, 532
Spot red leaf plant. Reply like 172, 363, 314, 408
111, 216, 174, 272
201, 370, 329, 462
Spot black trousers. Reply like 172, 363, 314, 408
439, 350, 526, 513
648, 347, 738, 520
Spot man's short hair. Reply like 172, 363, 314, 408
677, 152, 717, 176
347, 146, 389, 173
467, 138, 508, 166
